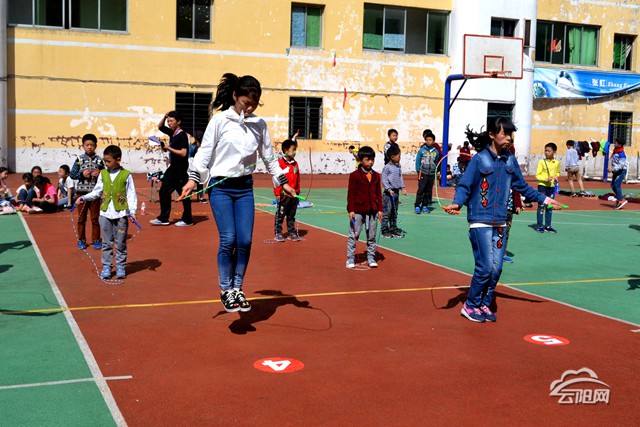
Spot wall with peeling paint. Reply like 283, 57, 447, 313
11, 1, 635, 179
533, 0, 640, 179
7, 0, 459, 174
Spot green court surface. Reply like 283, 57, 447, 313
0, 215, 117, 426
256, 188, 640, 326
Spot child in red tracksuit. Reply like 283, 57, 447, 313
346, 146, 383, 268
274, 139, 302, 241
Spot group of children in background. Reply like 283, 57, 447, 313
0, 122, 632, 292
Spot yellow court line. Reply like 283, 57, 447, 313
0, 277, 631, 315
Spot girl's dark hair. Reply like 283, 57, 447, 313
34, 175, 51, 186
357, 146, 376, 161
211, 73, 262, 113
22, 172, 33, 182
31, 165, 42, 174
465, 117, 517, 152
103, 144, 122, 159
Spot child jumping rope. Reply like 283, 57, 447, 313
180, 73, 295, 313
75, 145, 137, 280
443, 118, 563, 323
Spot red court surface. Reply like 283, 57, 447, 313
11, 174, 640, 425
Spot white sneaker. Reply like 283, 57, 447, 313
368, 261, 378, 268
149, 219, 170, 226
346, 261, 355, 269
175, 220, 193, 227
615, 200, 628, 210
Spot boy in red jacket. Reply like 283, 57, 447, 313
274, 139, 302, 241
346, 146, 383, 268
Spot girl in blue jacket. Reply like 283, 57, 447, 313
443, 118, 563, 323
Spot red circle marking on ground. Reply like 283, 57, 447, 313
524, 334, 570, 346
254, 357, 305, 374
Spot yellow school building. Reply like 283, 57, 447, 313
2, 0, 638, 177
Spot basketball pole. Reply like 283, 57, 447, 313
441, 74, 470, 187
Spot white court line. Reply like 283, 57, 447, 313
254, 207, 640, 329
18, 214, 128, 427
0, 376, 132, 391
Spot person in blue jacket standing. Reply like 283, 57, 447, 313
443, 118, 563, 323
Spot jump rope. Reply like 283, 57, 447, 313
68, 201, 142, 285
170, 148, 310, 245
433, 151, 569, 214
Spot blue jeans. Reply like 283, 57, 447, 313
466, 226, 507, 308
208, 175, 254, 291
18, 188, 36, 207
611, 170, 626, 201
536, 185, 554, 227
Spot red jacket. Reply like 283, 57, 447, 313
347, 167, 383, 214
274, 157, 300, 196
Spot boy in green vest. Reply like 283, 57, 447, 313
75, 145, 138, 279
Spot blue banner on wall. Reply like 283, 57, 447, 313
533, 67, 640, 99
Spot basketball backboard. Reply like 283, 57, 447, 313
463, 34, 524, 79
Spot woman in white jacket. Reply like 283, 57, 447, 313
181, 73, 295, 313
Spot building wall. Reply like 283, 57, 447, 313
8, 0, 635, 178
7, 0, 454, 174
533, 0, 640, 179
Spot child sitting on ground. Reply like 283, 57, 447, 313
274, 139, 302, 242
381, 145, 406, 238
346, 146, 383, 268
16, 173, 36, 212
75, 145, 137, 279
57, 164, 75, 209
0, 167, 16, 214
32, 175, 58, 213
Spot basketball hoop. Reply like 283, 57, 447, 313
490, 71, 512, 78
463, 34, 523, 79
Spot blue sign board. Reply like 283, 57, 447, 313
533, 67, 640, 99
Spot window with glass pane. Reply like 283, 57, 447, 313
175, 92, 213, 136
72, 0, 99, 29
427, 12, 447, 54
10, 0, 126, 31
291, 5, 322, 47
383, 8, 405, 51
9, 1, 34, 25
363, 5, 448, 55
101, 0, 127, 31
363, 4, 383, 50
535, 22, 553, 62
610, 112, 632, 146
35, 0, 64, 27
613, 34, 634, 71
405, 8, 426, 54
566, 25, 598, 66
177, 0, 211, 40
289, 97, 323, 140
490, 19, 515, 37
